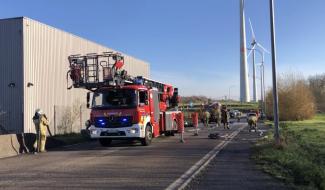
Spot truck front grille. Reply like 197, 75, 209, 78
94, 116, 133, 128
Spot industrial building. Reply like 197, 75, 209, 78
0, 17, 150, 134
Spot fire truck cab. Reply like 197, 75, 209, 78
67, 52, 181, 146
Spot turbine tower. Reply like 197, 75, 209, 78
249, 18, 258, 102
240, 0, 250, 102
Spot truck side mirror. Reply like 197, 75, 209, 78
87, 92, 90, 108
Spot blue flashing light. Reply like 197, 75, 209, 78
96, 118, 107, 127
122, 118, 128, 122
134, 78, 143, 85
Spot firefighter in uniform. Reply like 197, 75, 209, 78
212, 104, 221, 127
221, 106, 230, 129
204, 110, 210, 127
32, 109, 50, 153
248, 114, 258, 132
198, 107, 204, 123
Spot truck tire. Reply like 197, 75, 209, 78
99, 138, 112, 147
141, 125, 152, 146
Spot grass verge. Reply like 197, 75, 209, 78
252, 114, 325, 190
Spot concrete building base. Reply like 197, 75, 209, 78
0, 133, 36, 158
0, 134, 20, 158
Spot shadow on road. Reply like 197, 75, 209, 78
48, 139, 148, 152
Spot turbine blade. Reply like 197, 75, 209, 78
248, 18, 256, 41
257, 43, 271, 54
247, 45, 256, 58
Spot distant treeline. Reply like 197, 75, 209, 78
180, 96, 214, 105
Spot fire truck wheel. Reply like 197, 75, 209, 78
165, 131, 175, 136
99, 138, 112, 147
141, 125, 152, 146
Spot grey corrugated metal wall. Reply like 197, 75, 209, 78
23, 17, 150, 133
1, 17, 150, 134
0, 18, 24, 134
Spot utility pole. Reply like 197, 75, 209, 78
260, 51, 265, 113
260, 63, 264, 109
263, 61, 266, 114
269, 0, 280, 144
228, 85, 236, 101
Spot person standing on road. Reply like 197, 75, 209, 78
32, 109, 51, 153
236, 111, 241, 122
255, 109, 260, 119
198, 106, 204, 124
204, 109, 210, 127
221, 106, 230, 129
247, 113, 258, 132
212, 104, 221, 127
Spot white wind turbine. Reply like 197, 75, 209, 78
247, 18, 270, 103
239, 0, 250, 102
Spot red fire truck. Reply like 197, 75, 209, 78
67, 52, 181, 146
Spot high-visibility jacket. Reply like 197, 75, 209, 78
33, 114, 49, 152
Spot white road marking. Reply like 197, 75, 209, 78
165, 125, 245, 190
186, 129, 201, 132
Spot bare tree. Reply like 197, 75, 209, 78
58, 100, 82, 134
308, 73, 325, 112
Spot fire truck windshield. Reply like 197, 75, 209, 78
92, 89, 137, 109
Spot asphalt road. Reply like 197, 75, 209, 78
186, 123, 289, 190
0, 122, 243, 190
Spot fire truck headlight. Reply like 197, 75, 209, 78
128, 128, 139, 134
90, 129, 98, 135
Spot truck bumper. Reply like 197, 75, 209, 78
88, 124, 145, 139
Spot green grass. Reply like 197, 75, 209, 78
253, 114, 325, 190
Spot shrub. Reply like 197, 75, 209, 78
57, 100, 82, 134
266, 73, 316, 121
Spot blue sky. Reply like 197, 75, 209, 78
1, 0, 324, 99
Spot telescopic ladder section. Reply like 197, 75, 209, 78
85, 53, 99, 83
67, 52, 180, 108
134, 76, 179, 107
67, 52, 128, 90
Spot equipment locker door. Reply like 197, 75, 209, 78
149, 89, 160, 137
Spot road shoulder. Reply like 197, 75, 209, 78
185, 123, 289, 190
